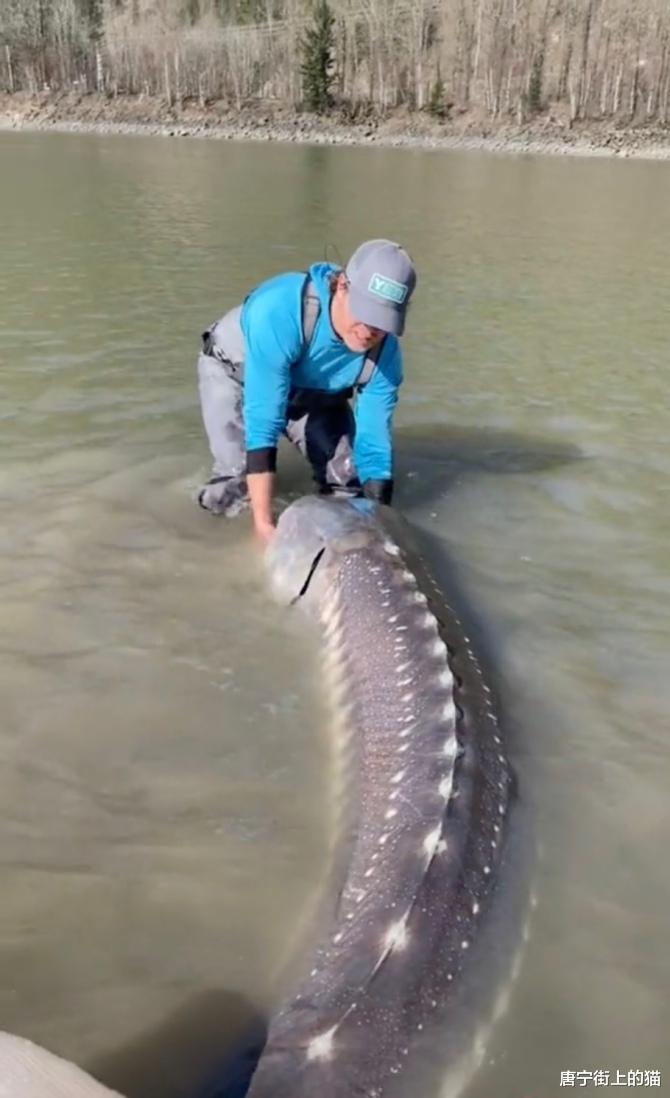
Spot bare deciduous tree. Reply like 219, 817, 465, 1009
2, 0, 670, 124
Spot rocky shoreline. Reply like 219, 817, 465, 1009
3, 91, 670, 160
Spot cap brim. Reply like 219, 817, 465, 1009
348, 286, 405, 336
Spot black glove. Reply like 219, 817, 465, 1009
362, 478, 393, 505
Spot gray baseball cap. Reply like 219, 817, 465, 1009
345, 239, 417, 336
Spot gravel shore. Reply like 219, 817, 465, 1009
3, 92, 670, 161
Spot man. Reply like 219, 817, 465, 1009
197, 238, 417, 544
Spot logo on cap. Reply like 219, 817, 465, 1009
368, 273, 408, 305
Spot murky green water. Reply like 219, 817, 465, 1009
1, 131, 668, 1097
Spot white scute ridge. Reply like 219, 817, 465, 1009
423, 826, 443, 857
439, 774, 454, 801
384, 917, 410, 951
0, 1032, 124, 1098
306, 1026, 338, 1062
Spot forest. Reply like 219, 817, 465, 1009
2, 0, 670, 125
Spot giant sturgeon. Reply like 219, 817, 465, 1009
0, 495, 516, 1098
246, 495, 515, 1098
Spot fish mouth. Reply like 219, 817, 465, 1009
289, 546, 327, 605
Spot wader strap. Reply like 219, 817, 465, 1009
301, 275, 385, 392
301, 277, 321, 348
355, 338, 384, 390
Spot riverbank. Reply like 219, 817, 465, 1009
3, 91, 670, 160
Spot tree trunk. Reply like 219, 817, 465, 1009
577, 0, 594, 119
568, 77, 578, 122
472, 0, 483, 85
661, 73, 670, 124
414, 7, 425, 111
629, 59, 640, 120
175, 48, 182, 109
377, 49, 385, 109
600, 69, 609, 116
613, 66, 623, 114
558, 41, 572, 102
164, 53, 172, 106
5, 45, 14, 94
598, 30, 611, 117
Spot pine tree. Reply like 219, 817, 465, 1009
300, 0, 335, 114
77, 0, 103, 42
428, 74, 447, 119
527, 51, 544, 113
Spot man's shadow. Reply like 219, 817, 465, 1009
392, 422, 583, 509
278, 421, 583, 511
86, 989, 267, 1098
388, 423, 575, 754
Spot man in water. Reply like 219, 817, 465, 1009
196, 239, 417, 544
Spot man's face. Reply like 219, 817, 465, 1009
334, 277, 386, 353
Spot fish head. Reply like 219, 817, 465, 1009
266, 495, 380, 610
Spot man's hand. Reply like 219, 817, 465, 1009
254, 519, 276, 546
248, 471, 276, 546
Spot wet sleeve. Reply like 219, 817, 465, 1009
353, 339, 403, 487
243, 284, 303, 471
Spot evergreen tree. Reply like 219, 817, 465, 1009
300, 0, 335, 114
216, 0, 267, 24
527, 51, 544, 113
428, 73, 447, 119
76, 0, 103, 41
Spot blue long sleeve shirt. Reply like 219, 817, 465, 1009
240, 262, 402, 484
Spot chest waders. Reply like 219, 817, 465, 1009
196, 276, 386, 515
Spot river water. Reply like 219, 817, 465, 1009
0, 131, 668, 1097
